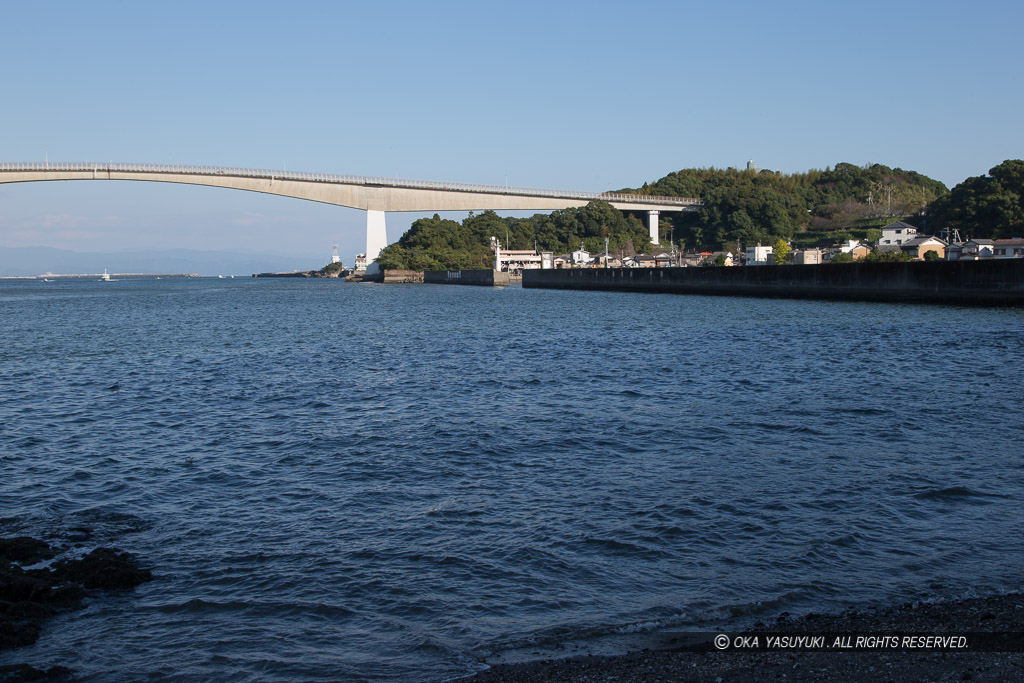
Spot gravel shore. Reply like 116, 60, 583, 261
469, 593, 1024, 682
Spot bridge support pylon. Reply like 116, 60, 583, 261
365, 209, 388, 274
648, 210, 660, 246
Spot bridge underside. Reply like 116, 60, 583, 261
0, 169, 699, 264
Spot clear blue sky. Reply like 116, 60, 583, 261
1, 0, 1021, 264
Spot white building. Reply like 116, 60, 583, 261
571, 247, 591, 265
878, 222, 919, 247
497, 249, 544, 272
992, 238, 1024, 258
490, 236, 548, 272
745, 244, 773, 266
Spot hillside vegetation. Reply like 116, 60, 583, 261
631, 162, 947, 250
376, 160, 1024, 270
927, 160, 1024, 240
377, 202, 649, 271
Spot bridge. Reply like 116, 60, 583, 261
0, 162, 702, 269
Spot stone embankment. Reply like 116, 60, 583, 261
252, 268, 350, 278
523, 260, 1024, 305
347, 269, 424, 283
424, 269, 510, 286
347, 269, 509, 285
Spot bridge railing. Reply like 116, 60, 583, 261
0, 161, 702, 207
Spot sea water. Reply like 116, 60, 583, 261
1, 277, 1022, 680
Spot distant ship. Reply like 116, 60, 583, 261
100, 269, 111, 282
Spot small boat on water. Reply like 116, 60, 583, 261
100, 269, 112, 282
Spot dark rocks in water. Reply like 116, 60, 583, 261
52, 548, 152, 590
0, 663, 73, 681
0, 537, 151, 656
0, 616, 41, 651
0, 538, 57, 566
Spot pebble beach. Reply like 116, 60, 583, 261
470, 592, 1024, 682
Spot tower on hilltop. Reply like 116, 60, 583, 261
331, 244, 341, 264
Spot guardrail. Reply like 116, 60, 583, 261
0, 161, 702, 208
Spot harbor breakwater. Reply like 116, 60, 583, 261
424, 269, 510, 286
522, 259, 1024, 305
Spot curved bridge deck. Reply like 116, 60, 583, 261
1, 161, 701, 264
0, 162, 700, 212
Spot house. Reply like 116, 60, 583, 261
946, 239, 993, 261
878, 221, 919, 247
745, 244, 773, 266
849, 244, 872, 260
653, 252, 676, 268
592, 252, 621, 267
494, 247, 544, 273
991, 238, 1024, 258
709, 251, 734, 266
900, 235, 948, 260
792, 248, 822, 265
820, 240, 870, 261
570, 247, 591, 266
681, 251, 705, 267
835, 240, 872, 260
945, 238, 1024, 260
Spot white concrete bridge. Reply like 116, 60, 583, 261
0, 162, 701, 268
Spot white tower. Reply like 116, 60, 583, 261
331, 244, 341, 264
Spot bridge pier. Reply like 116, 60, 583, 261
365, 209, 388, 273
648, 210, 660, 246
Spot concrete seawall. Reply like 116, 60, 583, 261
424, 270, 510, 287
522, 260, 1024, 305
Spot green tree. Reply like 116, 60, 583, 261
771, 238, 791, 265
861, 249, 911, 263
829, 252, 855, 264
923, 250, 941, 261
320, 261, 345, 276
928, 160, 1024, 239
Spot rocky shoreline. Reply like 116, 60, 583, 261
3, 535, 1021, 682
470, 592, 1024, 682
0, 536, 152, 681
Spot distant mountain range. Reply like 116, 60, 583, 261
0, 246, 326, 277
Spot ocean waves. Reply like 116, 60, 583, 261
1, 279, 1023, 680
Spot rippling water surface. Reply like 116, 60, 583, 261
2, 278, 1023, 680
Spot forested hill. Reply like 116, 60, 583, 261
376, 202, 651, 272
623, 162, 948, 249
927, 160, 1024, 240
375, 161, 1022, 271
